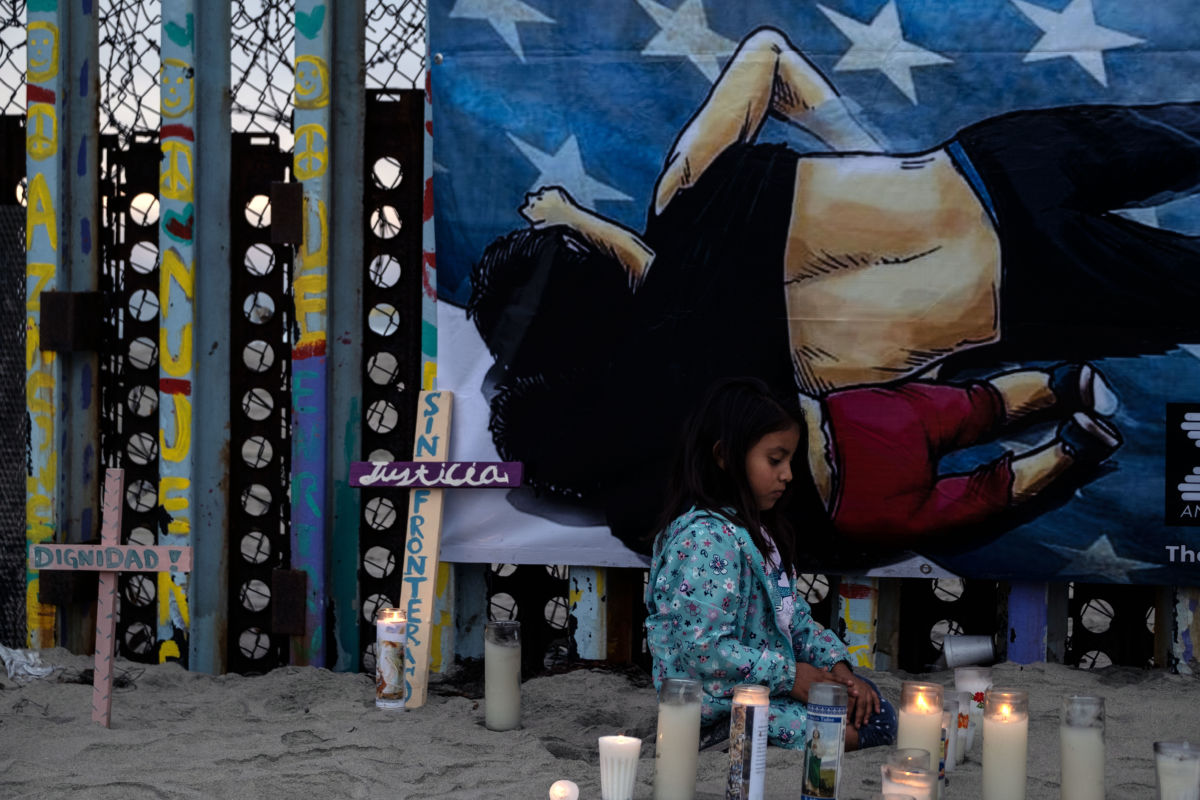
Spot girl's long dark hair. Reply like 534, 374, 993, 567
656, 377, 807, 573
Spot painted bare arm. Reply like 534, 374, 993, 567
653, 26, 877, 214
520, 186, 654, 288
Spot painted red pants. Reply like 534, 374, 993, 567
825, 382, 1014, 538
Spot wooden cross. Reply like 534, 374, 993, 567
27, 468, 192, 727
349, 390, 522, 708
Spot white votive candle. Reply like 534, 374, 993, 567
898, 681, 944, 784
1155, 741, 1200, 800
599, 735, 642, 800
484, 620, 521, 731
955, 666, 993, 757
983, 689, 1029, 800
882, 764, 936, 800
654, 678, 702, 800
549, 779, 579, 800
1060, 695, 1105, 800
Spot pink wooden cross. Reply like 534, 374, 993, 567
27, 468, 192, 727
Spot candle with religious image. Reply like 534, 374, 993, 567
955, 666, 993, 755
727, 684, 770, 800
982, 689, 1029, 800
375, 607, 407, 709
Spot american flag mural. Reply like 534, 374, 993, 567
429, 0, 1200, 582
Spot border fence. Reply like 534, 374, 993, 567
0, 0, 1190, 679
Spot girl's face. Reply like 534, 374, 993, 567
743, 424, 800, 510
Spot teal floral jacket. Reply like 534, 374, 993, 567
644, 507, 851, 748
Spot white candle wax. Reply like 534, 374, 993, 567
1156, 749, 1200, 800
882, 767, 936, 800
1060, 725, 1104, 800
599, 735, 642, 800
484, 637, 521, 731
898, 708, 943, 781
549, 779, 580, 800
654, 697, 701, 800
956, 692, 971, 764
983, 709, 1028, 800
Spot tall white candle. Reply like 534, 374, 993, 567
956, 691, 972, 765
955, 667, 993, 756
982, 689, 1029, 800
898, 681, 944, 785
1060, 695, 1104, 800
654, 679, 702, 800
1155, 742, 1200, 800
727, 684, 770, 800
599, 735, 642, 800
484, 620, 521, 731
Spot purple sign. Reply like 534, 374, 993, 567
349, 461, 523, 489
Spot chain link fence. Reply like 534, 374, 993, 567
101, 0, 161, 144
0, 0, 22, 117
232, 0, 294, 144
366, 0, 425, 91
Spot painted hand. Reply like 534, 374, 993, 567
518, 186, 579, 228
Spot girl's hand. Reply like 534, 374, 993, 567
518, 186, 579, 228
830, 662, 880, 728
790, 662, 841, 703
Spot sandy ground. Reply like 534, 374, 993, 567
1, 650, 1197, 798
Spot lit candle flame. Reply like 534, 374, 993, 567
915, 693, 931, 713
999, 703, 1013, 721
378, 607, 406, 624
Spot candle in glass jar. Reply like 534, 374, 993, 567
484, 620, 522, 731
955, 691, 972, 764
727, 684, 770, 800
599, 735, 642, 800
881, 764, 936, 800
898, 681, 944, 781
1060, 695, 1104, 800
374, 607, 407, 709
955, 667, 993, 756
654, 679, 702, 800
982, 689, 1029, 800
1154, 742, 1200, 800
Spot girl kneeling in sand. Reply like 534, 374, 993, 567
644, 378, 896, 750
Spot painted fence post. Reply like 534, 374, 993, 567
328, 0, 367, 672
55, 0, 103, 656
1006, 581, 1049, 664
158, 0, 198, 664
291, 0, 333, 666
837, 576, 879, 669
569, 566, 607, 660
188, 0, 233, 674
453, 563, 487, 661
25, 0, 65, 649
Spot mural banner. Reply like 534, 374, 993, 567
430, 0, 1200, 581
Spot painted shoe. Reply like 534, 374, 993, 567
1058, 411, 1122, 464
1049, 363, 1119, 417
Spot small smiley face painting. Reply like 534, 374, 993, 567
27, 21, 59, 84
295, 54, 330, 110
161, 58, 194, 119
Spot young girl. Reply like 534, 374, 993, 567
644, 377, 896, 751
